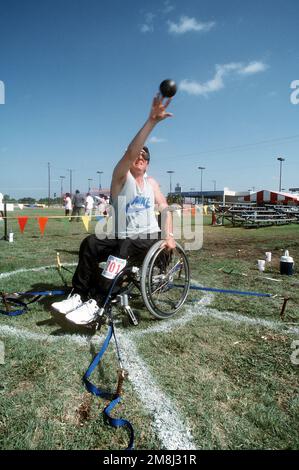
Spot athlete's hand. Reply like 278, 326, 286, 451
163, 236, 176, 251
149, 94, 173, 123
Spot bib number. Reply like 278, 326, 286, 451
101, 255, 127, 279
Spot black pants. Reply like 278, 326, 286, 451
72, 234, 159, 298
71, 207, 82, 221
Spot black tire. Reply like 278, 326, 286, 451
140, 240, 190, 319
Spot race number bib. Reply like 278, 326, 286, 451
101, 255, 127, 280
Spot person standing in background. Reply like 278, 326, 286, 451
64, 192, 72, 221
85, 193, 94, 217
71, 190, 84, 222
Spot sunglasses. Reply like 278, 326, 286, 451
137, 151, 150, 162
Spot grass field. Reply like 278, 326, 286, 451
0, 207, 299, 450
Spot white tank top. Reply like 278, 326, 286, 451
112, 171, 160, 238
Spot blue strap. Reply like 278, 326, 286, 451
0, 290, 67, 316
0, 309, 26, 316
83, 325, 113, 399
104, 396, 134, 450
188, 285, 272, 297
83, 324, 134, 450
173, 284, 272, 298
16, 290, 66, 297
0, 296, 28, 316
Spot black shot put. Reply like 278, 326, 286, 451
159, 79, 177, 98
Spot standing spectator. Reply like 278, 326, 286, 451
96, 194, 106, 215
103, 195, 110, 215
64, 192, 72, 221
71, 190, 84, 222
85, 193, 94, 217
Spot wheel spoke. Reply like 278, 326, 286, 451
141, 242, 190, 318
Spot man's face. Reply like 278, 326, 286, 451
131, 149, 149, 172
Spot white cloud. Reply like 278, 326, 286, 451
162, 1, 175, 14
168, 16, 215, 34
140, 12, 155, 33
179, 61, 268, 97
140, 23, 153, 33
238, 61, 268, 75
148, 136, 167, 144
179, 63, 240, 96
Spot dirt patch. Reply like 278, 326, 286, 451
9, 380, 35, 397
76, 393, 92, 426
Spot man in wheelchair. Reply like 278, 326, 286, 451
52, 93, 176, 325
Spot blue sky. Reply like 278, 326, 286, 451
0, 0, 298, 199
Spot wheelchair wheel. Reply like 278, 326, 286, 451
140, 240, 190, 319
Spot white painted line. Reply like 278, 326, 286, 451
0, 324, 94, 346
128, 293, 214, 338
117, 332, 197, 450
0, 263, 76, 279
200, 307, 299, 335
1, 266, 298, 451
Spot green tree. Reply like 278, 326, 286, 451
18, 197, 36, 204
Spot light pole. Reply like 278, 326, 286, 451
212, 180, 216, 191
68, 169, 73, 196
198, 166, 205, 205
88, 178, 93, 192
277, 157, 285, 192
167, 170, 175, 194
97, 171, 103, 193
48, 162, 51, 207
60, 176, 65, 205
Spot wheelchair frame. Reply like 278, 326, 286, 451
94, 240, 190, 326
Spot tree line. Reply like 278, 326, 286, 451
2, 195, 63, 205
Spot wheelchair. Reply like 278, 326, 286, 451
94, 240, 190, 327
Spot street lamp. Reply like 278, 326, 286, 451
97, 171, 103, 193
198, 166, 205, 205
67, 169, 73, 196
60, 176, 66, 205
48, 162, 51, 207
167, 170, 175, 193
88, 178, 93, 192
277, 157, 285, 192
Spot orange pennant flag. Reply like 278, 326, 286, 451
37, 217, 48, 236
17, 216, 29, 234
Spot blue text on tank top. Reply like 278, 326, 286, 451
126, 196, 151, 213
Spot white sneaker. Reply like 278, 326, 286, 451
51, 293, 83, 315
66, 299, 100, 325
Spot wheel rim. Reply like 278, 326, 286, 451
143, 244, 190, 319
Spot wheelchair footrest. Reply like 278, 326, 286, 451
116, 294, 139, 326
124, 305, 139, 326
